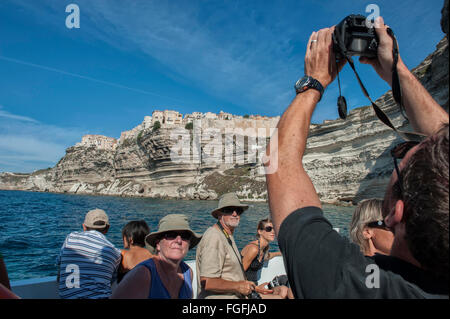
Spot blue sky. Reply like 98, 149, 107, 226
0, 0, 446, 173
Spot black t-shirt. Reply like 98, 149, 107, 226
278, 206, 449, 299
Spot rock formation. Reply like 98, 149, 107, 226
1, 4, 448, 205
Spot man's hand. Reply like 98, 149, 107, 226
272, 285, 289, 299
305, 27, 346, 89
234, 280, 256, 296
255, 282, 274, 295
359, 16, 404, 86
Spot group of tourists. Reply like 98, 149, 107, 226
53, 192, 292, 299
1, 15, 448, 300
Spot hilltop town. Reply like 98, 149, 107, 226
75, 110, 281, 151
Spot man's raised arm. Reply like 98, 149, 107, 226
360, 17, 449, 136
265, 28, 344, 235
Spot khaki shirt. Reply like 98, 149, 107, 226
195, 225, 245, 299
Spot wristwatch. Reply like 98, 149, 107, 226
294, 76, 324, 101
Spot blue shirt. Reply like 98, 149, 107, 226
139, 258, 193, 299
56, 230, 121, 299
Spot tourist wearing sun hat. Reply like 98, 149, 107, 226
145, 214, 202, 250
195, 192, 270, 299
210, 192, 249, 219
111, 214, 201, 299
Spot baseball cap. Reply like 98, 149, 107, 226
84, 208, 110, 229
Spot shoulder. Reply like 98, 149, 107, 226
203, 225, 221, 237
279, 206, 327, 237
198, 226, 223, 247
111, 263, 151, 299
125, 262, 152, 284
65, 231, 82, 240
241, 242, 259, 257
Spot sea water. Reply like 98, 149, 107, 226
0, 190, 354, 281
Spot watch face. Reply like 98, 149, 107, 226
296, 76, 311, 92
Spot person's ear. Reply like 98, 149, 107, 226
82, 224, 87, 231
385, 199, 404, 228
362, 227, 373, 239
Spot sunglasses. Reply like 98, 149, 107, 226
263, 226, 274, 232
367, 220, 388, 229
221, 207, 244, 215
162, 231, 191, 242
391, 141, 420, 196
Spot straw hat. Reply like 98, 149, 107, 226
145, 214, 202, 250
211, 192, 249, 219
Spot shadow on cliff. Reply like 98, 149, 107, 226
352, 138, 399, 204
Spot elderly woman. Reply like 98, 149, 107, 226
111, 214, 201, 299
350, 199, 394, 256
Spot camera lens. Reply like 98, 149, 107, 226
349, 38, 368, 54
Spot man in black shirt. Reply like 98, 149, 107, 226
265, 17, 449, 298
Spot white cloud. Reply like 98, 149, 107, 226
9, 0, 444, 119
12, 0, 304, 115
0, 105, 38, 123
0, 107, 86, 173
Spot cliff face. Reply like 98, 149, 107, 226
1, 28, 448, 204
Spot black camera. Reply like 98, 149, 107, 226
267, 277, 280, 289
267, 275, 289, 289
332, 14, 379, 120
333, 14, 378, 60
247, 290, 262, 299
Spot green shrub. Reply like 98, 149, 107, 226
185, 122, 194, 130
137, 130, 144, 143
153, 121, 161, 132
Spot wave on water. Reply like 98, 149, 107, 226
0, 238, 31, 250
0, 190, 355, 281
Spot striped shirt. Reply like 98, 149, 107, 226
56, 230, 121, 299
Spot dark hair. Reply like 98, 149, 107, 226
121, 220, 150, 248
399, 123, 449, 280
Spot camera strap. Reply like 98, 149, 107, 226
338, 28, 426, 142
215, 221, 248, 279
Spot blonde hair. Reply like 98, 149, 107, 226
350, 199, 384, 254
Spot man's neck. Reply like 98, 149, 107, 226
218, 220, 234, 236
389, 238, 421, 268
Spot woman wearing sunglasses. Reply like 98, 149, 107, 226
241, 218, 292, 298
111, 214, 201, 299
350, 199, 394, 257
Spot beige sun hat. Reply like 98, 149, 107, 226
211, 192, 249, 219
145, 214, 202, 250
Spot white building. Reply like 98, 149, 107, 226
77, 135, 117, 150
